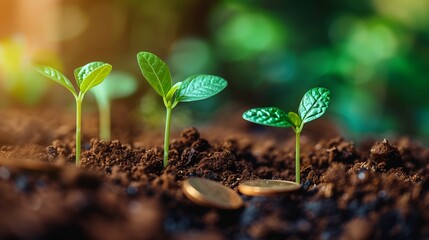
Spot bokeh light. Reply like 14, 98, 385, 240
169, 38, 215, 81
212, 3, 286, 60
373, 0, 429, 30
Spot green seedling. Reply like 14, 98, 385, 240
91, 71, 137, 140
243, 87, 331, 183
37, 62, 112, 164
137, 51, 227, 167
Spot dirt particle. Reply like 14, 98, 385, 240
370, 139, 403, 170
180, 127, 200, 145
327, 138, 358, 164
341, 217, 373, 240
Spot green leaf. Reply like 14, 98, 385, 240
287, 112, 301, 128
36, 66, 76, 96
175, 75, 227, 102
298, 87, 331, 124
74, 67, 82, 85
74, 62, 104, 87
242, 107, 292, 128
75, 62, 112, 94
136, 52, 172, 97
91, 71, 137, 100
166, 82, 182, 104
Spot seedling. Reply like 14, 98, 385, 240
243, 87, 331, 183
91, 71, 137, 140
137, 51, 227, 167
36, 62, 112, 164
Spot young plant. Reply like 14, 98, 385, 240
243, 87, 331, 183
137, 51, 227, 167
91, 71, 137, 140
36, 62, 112, 164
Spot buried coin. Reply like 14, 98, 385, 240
182, 177, 243, 209
238, 179, 301, 196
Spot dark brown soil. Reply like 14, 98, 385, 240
0, 108, 428, 240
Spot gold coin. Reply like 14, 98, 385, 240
182, 177, 243, 209
238, 179, 300, 196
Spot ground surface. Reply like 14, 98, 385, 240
0, 108, 428, 240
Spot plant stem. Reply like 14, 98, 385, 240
98, 100, 111, 140
76, 97, 83, 165
163, 106, 172, 167
295, 131, 301, 184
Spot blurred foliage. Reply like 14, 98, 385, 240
0, 38, 61, 105
1, 0, 429, 140
91, 71, 138, 102
198, 0, 429, 140
180, 0, 428, 140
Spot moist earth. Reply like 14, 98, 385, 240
0, 110, 428, 239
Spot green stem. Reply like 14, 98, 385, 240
76, 97, 83, 165
163, 106, 172, 167
295, 131, 301, 184
98, 101, 111, 141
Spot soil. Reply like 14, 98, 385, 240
0, 107, 428, 240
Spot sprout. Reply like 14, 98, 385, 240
91, 71, 137, 140
37, 62, 112, 164
137, 51, 227, 167
243, 87, 331, 183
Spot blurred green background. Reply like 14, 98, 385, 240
1, 0, 428, 141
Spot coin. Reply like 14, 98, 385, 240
182, 177, 243, 209
238, 179, 300, 196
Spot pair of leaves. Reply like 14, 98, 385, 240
37, 62, 112, 98
243, 87, 331, 131
137, 52, 227, 106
